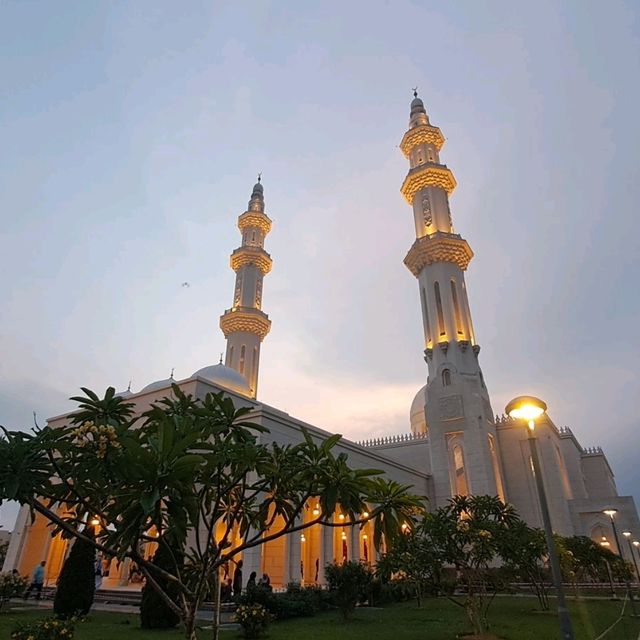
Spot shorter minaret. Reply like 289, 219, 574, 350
219, 177, 272, 398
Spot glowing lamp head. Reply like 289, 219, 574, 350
362, 512, 369, 519
338, 514, 345, 521
505, 396, 547, 429
401, 522, 409, 533
600, 540, 610, 547
300, 534, 306, 542
634, 541, 640, 548
603, 509, 618, 518
623, 531, 632, 538
341, 531, 347, 540
312, 508, 320, 517
90, 518, 100, 526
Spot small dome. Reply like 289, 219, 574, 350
410, 384, 428, 435
410, 96, 426, 117
193, 363, 251, 396
140, 377, 175, 394
115, 389, 133, 399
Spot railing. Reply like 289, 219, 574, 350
357, 432, 428, 447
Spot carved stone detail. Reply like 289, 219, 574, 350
220, 308, 271, 340
238, 211, 272, 234
439, 395, 464, 420
472, 344, 481, 356
404, 232, 473, 275
401, 165, 457, 204
424, 347, 433, 362
230, 247, 273, 274
458, 340, 469, 352
438, 340, 449, 354
400, 125, 446, 157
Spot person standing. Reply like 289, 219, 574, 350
23, 561, 46, 600
232, 560, 243, 598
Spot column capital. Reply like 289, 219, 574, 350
400, 124, 446, 157
401, 165, 456, 204
404, 232, 473, 275
220, 307, 271, 340
230, 247, 273, 274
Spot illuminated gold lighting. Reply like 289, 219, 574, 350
312, 508, 320, 517
601, 541, 611, 547
341, 531, 347, 540
300, 534, 306, 543
339, 514, 345, 521
401, 523, 409, 533
603, 509, 618, 518
90, 518, 100, 526
362, 534, 368, 540
505, 396, 547, 430
362, 512, 369, 519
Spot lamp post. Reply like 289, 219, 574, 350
600, 538, 618, 599
604, 509, 638, 616
506, 396, 575, 640
622, 531, 640, 583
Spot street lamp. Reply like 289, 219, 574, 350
600, 537, 618, 599
604, 509, 638, 616
622, 531, 640, 582
506, 396, 575, 640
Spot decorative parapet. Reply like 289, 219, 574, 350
494, 414, 517, 425
220, 307, 271, 340
230, 247, 273, 274
357, 432, 428, 447
582, 446, 604, 455
401, 165, 456, 204
558, 426, 574, 437
399, 124, 446, 157
238, 211, 272, 235
404, 232, 473, 275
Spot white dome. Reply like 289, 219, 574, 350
115, 389, 134, 399
192, 363, 251, 397
410, 384, 428, 435
140, 377, 175, 394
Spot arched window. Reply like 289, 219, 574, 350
488, 435, 506, 502
434, 281, 446, 336
450, 279, 464, 336
252, 347, 258, 384
420, 286, 431, 344
228, 346, 234, 367
452, 444, 469, 496
239, 345, 246, 375
442, 369, 451, 386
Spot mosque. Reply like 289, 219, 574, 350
4, 95, 639, 589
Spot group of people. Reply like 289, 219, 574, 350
220, 560, 272, 602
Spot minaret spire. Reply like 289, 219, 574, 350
400, 96, 506, 506
219, 178, 273, 398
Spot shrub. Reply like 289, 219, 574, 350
325, 561, 373, 620
0, 572, 28, 612
235, 603, 270, 639
240, 584, 332, 620
140, 541, 181, 629
53, 529, 95, 619
11, 616, 76, 640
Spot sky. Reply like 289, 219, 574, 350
1, 1, 639, 531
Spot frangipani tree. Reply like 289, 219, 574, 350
0, 385, 424, 640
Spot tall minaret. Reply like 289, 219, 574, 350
401, 92, 506, 506
219, 177, 272, 398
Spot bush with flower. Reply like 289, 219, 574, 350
0, 571, 28, 612
235, 603, 271, 639
11, 616, 76, 640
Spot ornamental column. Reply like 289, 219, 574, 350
401, 93, 507, 506
220, 177, 272, 398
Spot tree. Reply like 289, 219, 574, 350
0, 539, 8, 568
376, 526, 441, 606
499, 522, 549, 610
0, 572, 28, 612
324, 561, 373, 620
0, 386, 423, 640
53, 526, 96, 618
140, 541, 182, 629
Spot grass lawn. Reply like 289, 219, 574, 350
1, 597, 638, 640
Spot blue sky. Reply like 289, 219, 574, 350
1, 1, 639, 530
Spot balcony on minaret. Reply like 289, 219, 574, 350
404, 232, 473, 277
220, 306, 271, 341
230, 246, 273, 275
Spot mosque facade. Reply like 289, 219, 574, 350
4, 96, 639, 589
